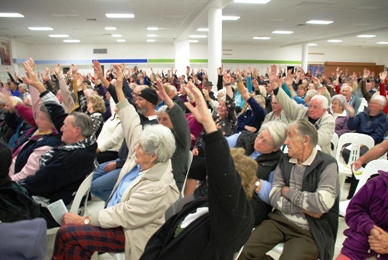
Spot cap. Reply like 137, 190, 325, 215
139, 88, 158, 105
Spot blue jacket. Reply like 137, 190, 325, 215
347, 108, 387, 144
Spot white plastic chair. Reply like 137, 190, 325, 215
181, 151, 193, 197
334, 133, 374, 190
46, 173, 94, 235
339, 159, 388, 217
330, 132, 339, 157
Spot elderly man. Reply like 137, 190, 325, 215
52, 64, 179, 260
20, 59, 97, 228
268, 65, 335, 154
239, 119, 339, 260
340, 83, 366, 114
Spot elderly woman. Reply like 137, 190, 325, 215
236, 121, 288, 226
86, 94, 105, 137
140, 77, 256, 260
8, 80, 62, 182
331, 94, 351, 137
52, 65, 179, 260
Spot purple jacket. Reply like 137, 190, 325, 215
341, 171, 388, 259
334, 114, 351, 137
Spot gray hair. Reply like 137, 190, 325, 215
169, 85, 177, 96
69, 112, 94, 138
259, 121, 288, 149
371, 95, 387, 107
290, 119, 318, 147
253, 95, 266, 109
305, 89, 318, 99
331, 94, 347, 108
156, 105, 168, 114
311, 94, 328, 109
140, 124, 176, 163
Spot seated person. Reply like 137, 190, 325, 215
0, 140, 40, 222
336, 170, 388, 260
8, 82, 62, 182
269, 64, 335, 155
96, 107, 124, 164
235, 121, 288, 226
140, 80, 255, 260
344, 95, 387, 199
20, 58, 97, 228
86, 94, 105, 138
330, 94, 351, 137
52, 64, 179, 260
239, 119, 339, 260
263, 95, 290, 124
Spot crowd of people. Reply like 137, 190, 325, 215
0, 58, 388, 259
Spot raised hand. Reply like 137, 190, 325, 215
363, 68, 371, 79
156, 80, 173, 108
54, 64, 62, 77
71, 64, 77, 75
380, 71, 387, 82
92, 60, 103, 78
23, 58, 45, 92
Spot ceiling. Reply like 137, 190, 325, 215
1, 0, 388, 48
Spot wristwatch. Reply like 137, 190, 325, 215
83, 216, 90, 225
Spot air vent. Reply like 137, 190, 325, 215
93, 48, 107, 54
87, 18, 97, 21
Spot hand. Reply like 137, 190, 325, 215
244, 125, 257, 133
113, 64, 123, 83
156, 80, 173, 107
281, 186, 289, 197
217, 65, 223, 76
23, 58, 44, 90
185, 82, 217, 133
201, 89, 211, 102
351, 160, 363, 171
71, 64, 77, 75
223, 72, 231, 85
54, 63, 62, 77
92, 60, 104, 79
192, 147, 199, 156
380, 71, 387, 82
344, 103, 355, 117
254, 178, 262, 193
369, 226, 388, 254
62, 212, 87, 225
235, 68, 243, 82
104, 162, 117, 172
363, 68, 371, 79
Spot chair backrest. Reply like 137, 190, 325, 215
330, 132, 339, 157
354, 159, 388, 195
334, 133, 375, 164
181, 151, 193, 197
69, 173, 94, 215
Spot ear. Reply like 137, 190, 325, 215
303, 135, 310, 145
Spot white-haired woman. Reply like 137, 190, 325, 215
52, 64, 179, 260
331, 94, 351, 137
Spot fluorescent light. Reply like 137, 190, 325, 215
253, 36, 271, 40
306, 20, 333, 25
28, 27, 53, 31
377, 41, 388, 45
147, 39, 155, 43
327, 39, 342, 43
222, 16, 240, 21
63, 39, 80, 43
357, 34, 376, 38
49, 34, 69, 38
105, 27, 117, 31
117, 39, 126, 42
189, 35, 207, 39
197, 28, 209, 32
233, 0, 270, 3
147, 27, 158, 31
272, 30, 293, 34
308, 43, 318, 46
106, 13, 134, 18
0, 13, 24, 18
147, 34, 157, 37
112, 34, 122, 37
189, 40, 199, 43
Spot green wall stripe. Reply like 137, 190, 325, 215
222, 59, 301, 64
190, 59, 208, 63
148, 59, 175, 63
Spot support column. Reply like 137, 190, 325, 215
208, 8, 222, 89
301, 43, 309, 72
174, 40, 190, 77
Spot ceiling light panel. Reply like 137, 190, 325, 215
222, 16, 240, 21
306, 20, 333, 25
28, 27, 53, 31
106, 14, 134, 18
272, 30, 293, 34
234, 0, 271, 3
0, 13, 24, 17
